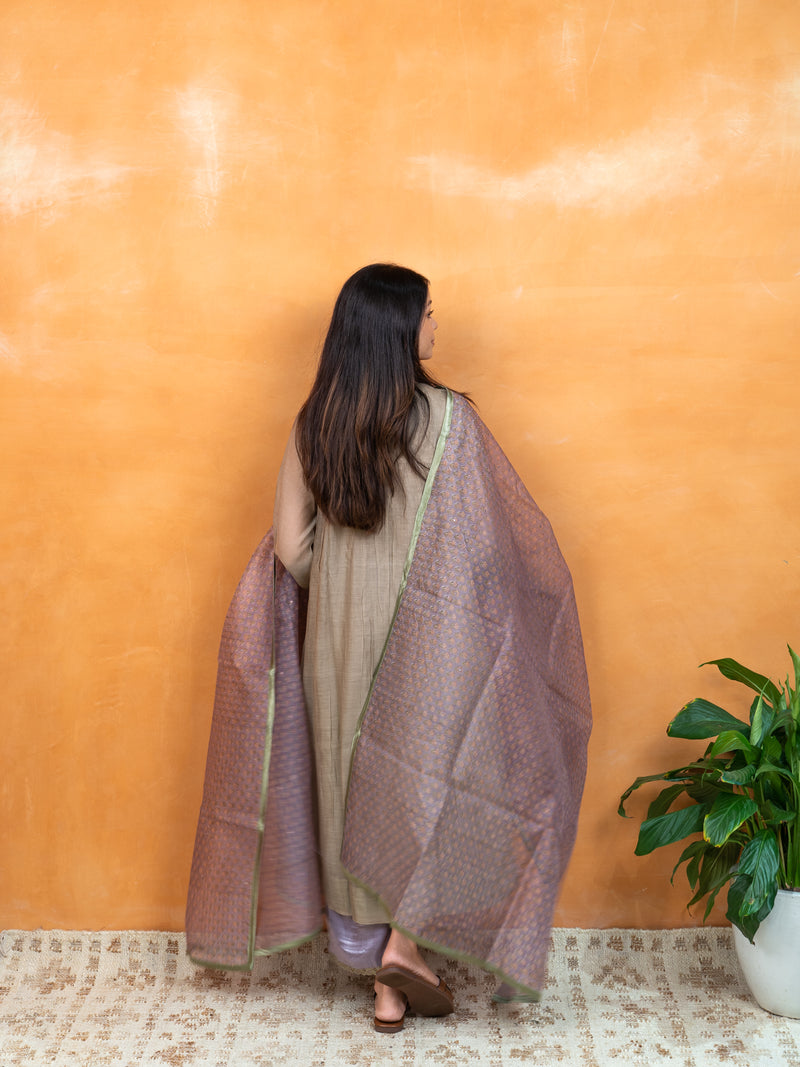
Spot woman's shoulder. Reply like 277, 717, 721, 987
422, 383, 476, 417
419, 381, 448, 407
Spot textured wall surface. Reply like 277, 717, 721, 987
2, 1, 798, 931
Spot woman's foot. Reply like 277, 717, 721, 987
373, 931, 425, 1032
373, 982, 407, 1031
380, 929, 439, 985
375, 929, 454, 1018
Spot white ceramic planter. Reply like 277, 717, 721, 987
732, 888, 800, 1019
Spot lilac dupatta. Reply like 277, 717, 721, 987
186, 392, 591, 996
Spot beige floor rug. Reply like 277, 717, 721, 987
1, 928, 799, 1066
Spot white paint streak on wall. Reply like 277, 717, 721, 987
0, 331, 21, 368
558, 14, 586, 100
772, 74, 800, 168
169, 83, 278, 226
172, 86, 231, 226
588, 0, 616, 76
0, 99, 130, 220
407, 73, 800, 213
409, 125, 707, 212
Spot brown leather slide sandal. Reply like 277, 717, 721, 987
375, 965, 454, 1017
373, 991, 407, 1033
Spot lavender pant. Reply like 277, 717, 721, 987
324, 909, 527, 1001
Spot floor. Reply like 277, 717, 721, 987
1, 928, 799, 1065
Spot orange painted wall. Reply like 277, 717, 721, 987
2, 1, 798, 932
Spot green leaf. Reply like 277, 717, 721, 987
707, 731, 759, 763
726, 873, 749, 927
700, 842, 742, 922
720, 765, 756, 786
635, 804, 707, 856
703, 881, 728, 922
762, 736, 783, 764
646, 784, 688, 820
774, 707, 796, 732
727, 874, 778, 940
701, 657, 782, 708
671, 839, 708, 885
668, 698, 750, 740
755, 760, 795, 785
749, 695, 775, 749
619, 764, 723, 817
619, 772, 685, 817
737, 830, 781, 912
686, 847, 704, 890
789, 645, 800, 695
703, 792, 758, 845
763, 803, 797, 826
726, 874, 776, 941
684, 772, 729, 806
688, 841, 739, 911
788, 684, 800, 723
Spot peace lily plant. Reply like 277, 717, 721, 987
619, 647, 800, 942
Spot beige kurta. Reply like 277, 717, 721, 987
273, 384, 447, 923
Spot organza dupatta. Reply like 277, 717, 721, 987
186, 393, 591, 996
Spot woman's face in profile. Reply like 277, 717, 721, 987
418, 295, 437, 361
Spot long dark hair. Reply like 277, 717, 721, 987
295, 263, 441, 533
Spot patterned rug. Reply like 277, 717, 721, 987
1, 929, 799, 1066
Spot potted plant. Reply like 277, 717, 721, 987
619, 646, 800, 1018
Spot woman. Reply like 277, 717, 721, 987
274, 264, 455, 1031
186, 265, 591, 1034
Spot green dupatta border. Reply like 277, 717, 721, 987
339, 387, 540, 1001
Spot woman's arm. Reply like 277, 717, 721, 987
273, 421, 316, 588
